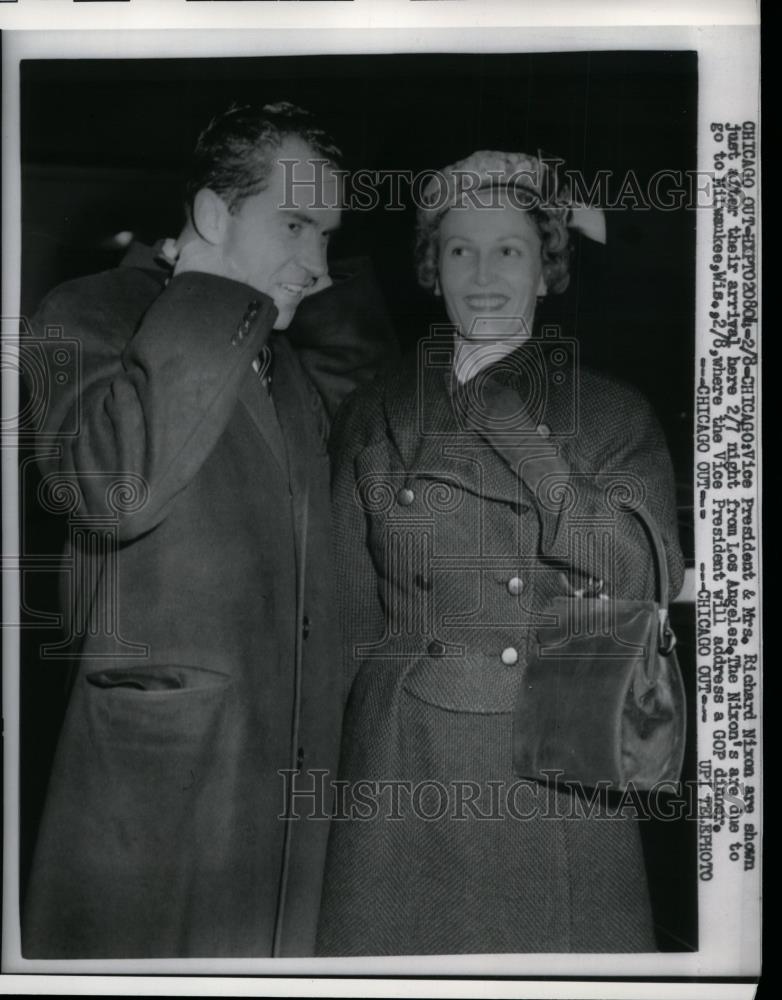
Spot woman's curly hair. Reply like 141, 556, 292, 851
414, 151, 574, 296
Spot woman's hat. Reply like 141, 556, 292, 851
417, 149, 606, 245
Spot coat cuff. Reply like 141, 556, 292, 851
128, 271, 278, 363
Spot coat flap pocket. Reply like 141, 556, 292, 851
402, 654, 522, 714
83, 664, 233, 747
86, 664, 231, 693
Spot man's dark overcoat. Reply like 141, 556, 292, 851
22, 245, 395, 958
317, 341, 685, 955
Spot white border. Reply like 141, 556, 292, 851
1, 7, 761, 996
0, 1, 763, 33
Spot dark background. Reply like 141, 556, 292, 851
18, 51, 698, 951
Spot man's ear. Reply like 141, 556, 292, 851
192, 188, 230, 246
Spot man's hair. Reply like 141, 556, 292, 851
184, 101, 343, 215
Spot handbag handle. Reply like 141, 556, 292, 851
630, 503, 677, 656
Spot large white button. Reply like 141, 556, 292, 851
501, 646, 519, 666
507, 576, 524, 596
536, 423, 551, 439
397, 487, 415, 506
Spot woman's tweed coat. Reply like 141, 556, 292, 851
317, 341, 685, 955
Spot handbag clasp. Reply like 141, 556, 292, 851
658, 608, 677, 655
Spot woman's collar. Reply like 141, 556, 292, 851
453, 335, 533, 385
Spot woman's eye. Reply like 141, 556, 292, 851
288, 222, 303, 235
500, 246, 521, 257
449, 246, 471, 257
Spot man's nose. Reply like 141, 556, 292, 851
298, 235, 328, 279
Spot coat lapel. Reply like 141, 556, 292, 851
383, 341, 569, 510
238, 365, 289, 474
269, 336, 322, 505
266, 335, 331, 600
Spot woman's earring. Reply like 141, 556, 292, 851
434, 277, 442, 297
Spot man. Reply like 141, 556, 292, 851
22, 102, 395, 958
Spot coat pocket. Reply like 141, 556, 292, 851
24, 664, 238, 957
83, 664, 232, 748
401, 653, 524, 714
83, 663, 232, 748
85, 664, 229, 691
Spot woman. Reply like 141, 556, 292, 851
317, 151, 684, 955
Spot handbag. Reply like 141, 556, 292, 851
513, 503, 686, 792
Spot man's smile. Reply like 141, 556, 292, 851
277, 281, 307, 299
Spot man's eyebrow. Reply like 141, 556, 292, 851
282, 209, 341, 234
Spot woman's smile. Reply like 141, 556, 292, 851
463, 293, 511, 311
